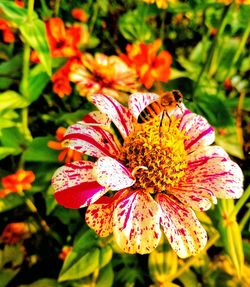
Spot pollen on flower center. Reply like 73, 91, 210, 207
120, 117, 188, 193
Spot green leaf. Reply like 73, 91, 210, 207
0, 91, 29, 111
96, 263, 114, 287
0, 147, 16, 160
99, 245, 113, 268
20, 19, 51, 76
0, 53, 22, 77
0, 1, 37, 26
18, 278, 62, 287
1, 126, 27, 154
20, 64, 50, 102
0, 193, 23, 212
0, 269, 20, 287
58, 247, 100, 282
60, 229, 99, 274
118, 9, 153, 42
22, 136, 59, 162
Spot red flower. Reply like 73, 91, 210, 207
120, 39, 172, 89
59, 246, 72, 260
71, 8, 88, 23
0, 19, 15, 43
48, 127, 82, 163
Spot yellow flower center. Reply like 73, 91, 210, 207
120, 117, 188, 193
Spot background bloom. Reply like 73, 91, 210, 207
52, 93, 243, 258
120, 39, 172, 89
70, 53, 139, 102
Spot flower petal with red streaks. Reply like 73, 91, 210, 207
63, 121, 120, 158
92, 94, 134, 138
156, 193, 207, 258
185, 146, 243, 199
179, 112, 215, 153
52, 161, 107, 208
93, 156, 135, 190
86, 196, 113, 237
128, 92, 160, 120
82, 111, 111, 126
113, 190, 161, 254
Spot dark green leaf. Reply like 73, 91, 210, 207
96, 263, 114, 287
0, 193, 23, 213
0, 269, 20, 287
0, 53, 22, 77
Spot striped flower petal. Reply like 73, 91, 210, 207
128, 92, 160, 120
113, 190, 162, 254
63, 121, 120, 158
52, 161, 107, 208
156, 193, 207, 258
82, 111, 111, 126
91, 94, 134, 138
168, 186, 216, 212
85, 196, 113, 237
93, 156, 135, 190
186, 146, 244, 199
179, 112, 215, 153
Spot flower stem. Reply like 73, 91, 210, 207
228, 184, 250, 221
240, 207, 250, 232
54, 0, 61, 16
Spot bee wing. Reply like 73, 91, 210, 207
128, 92, 160, 120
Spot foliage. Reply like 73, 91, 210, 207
0, 0, 249, 286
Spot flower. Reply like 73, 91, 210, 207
14, 0, 25, 7
59, 246, 73, 260
71, 8, 88, 23
31, 18, 81, 62
0, 222, 30, 244
51, 57, 80, 98
143, 0, 177, 9
1, 169, 35, 194
69, 53, 139, 102
48, 127, 82, 163
52, 93, 243, 258
0, 19, 15, 43
120, 39, 172, 89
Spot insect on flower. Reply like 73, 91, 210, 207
138, 90, 183, 135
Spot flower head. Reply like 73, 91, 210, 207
1, 169, 35, 195
48, 127, 82, 163
70, 53, 139, 102
120, 39, 172, 89
0, 222, 30, 244
59, 246, 73, 260
71, 8, 88, 23
142, 0, 177, 9
0, 19, 15, 43
52, 93, 243, 258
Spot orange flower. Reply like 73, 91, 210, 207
71, 8, 88, 23
48, 127, 82, 163
14, 0, 25, 7
31, 18, 82, 62
70, 53, 139, 101
1, 170, 35, 193
143, 0, 177, 9
51, 58, 80, 98
59, 246, 73, 261
0, 19, 15, 43
1, 222, 30, 245
120, 39, 172, 89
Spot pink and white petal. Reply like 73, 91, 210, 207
128, 92, 160, 120
92, 94, 134, 138
178, 112, 215, 153
168, 185, 217, 212
113, 190, 162, 254
52, 161, 107, 208
93, 156, 135, 190
156, 193, 207, 258
63, 122, 120, 158
86, 196, 113, 237
82, 111, 111, 126
186, 146, 244, 199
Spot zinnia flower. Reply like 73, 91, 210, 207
120, 39, 172, 89
52, 93, 243, 258
70, 53, 139, 102
48, 127, 82, 163
71, 8, 88, 23
0, 19, 15, 43
1, 169, 35, 194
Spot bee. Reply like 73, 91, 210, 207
138, 90, 183, 123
